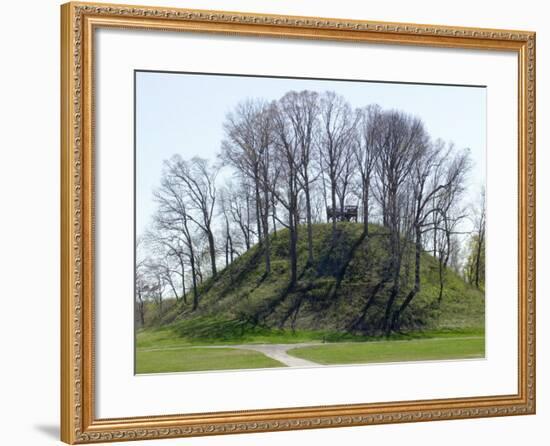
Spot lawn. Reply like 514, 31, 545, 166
136, 346, 284, 374
287, 336, 485, 365
136, 333, 484, 373
137, 325, 484, 349
137, 325, 365, 349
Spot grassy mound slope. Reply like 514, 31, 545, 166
145, 223, 483, 343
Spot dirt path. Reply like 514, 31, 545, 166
220, 343, 322, 367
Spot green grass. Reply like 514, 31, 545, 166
136, 346, 284, 373
136, 331, 485, 373
137, 221, 484, 378
137, 325, 484, 349
136, 325, 334, 348
287, 336, 485, 365
152, 223, 484, 337
135, 223, 485, 374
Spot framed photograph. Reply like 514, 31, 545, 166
60, 2, 536, 443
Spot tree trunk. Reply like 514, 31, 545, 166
178, 257, 187, 304
474, 229, 484, 289
362, 180, 370, 235
304, 182, 314, 265
262, 186, 271, 274
137, 293, 145, 327
168, 280, 179, 302
437, 254, 444, 303
289, 221, 298, 287
254, 177, 263, 247
157, 292, 163, 315
207, 229, 217, 277
382, 280, 399, 336
432, 197, 437, 257
330, 174, 337, 239
225, 237, 229, 267
289, 189, 298, 287
391, 225, 422, 331
189, 254, 199, 311
320, 163, 329, 223
382, 228, 402, 335
229, 234, 234, 263
271, 193, 277, 237
197, 267, 203, 284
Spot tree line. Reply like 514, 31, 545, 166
136, 89, 485, 333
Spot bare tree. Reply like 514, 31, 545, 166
144, 228, 189, 304
336, 144, 356, 217
354, 104, 382, 235
139, 87, 478, 336
277, 90, 320, 264
218, 186, 243, 266
466, 187, 486, 289
390, 140, 470, 331
162, 155, 219, 279
430, 148, 470, 302
135, 237, 148, 327
221, 99, 275, 274
153, 169, 202, 310
318, 91, 357, 239
144, 259, 167, 316
372, 110, 429, 333
224, 179, 256, 251
193, 236, 211, 285
271, 99, 302, 286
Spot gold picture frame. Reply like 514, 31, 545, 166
60, 2, 536, 443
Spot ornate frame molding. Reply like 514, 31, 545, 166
60, 2, 536, 443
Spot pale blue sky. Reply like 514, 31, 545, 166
136, 71, 486, 236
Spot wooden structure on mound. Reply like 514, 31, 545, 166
326, 205, 358, 222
